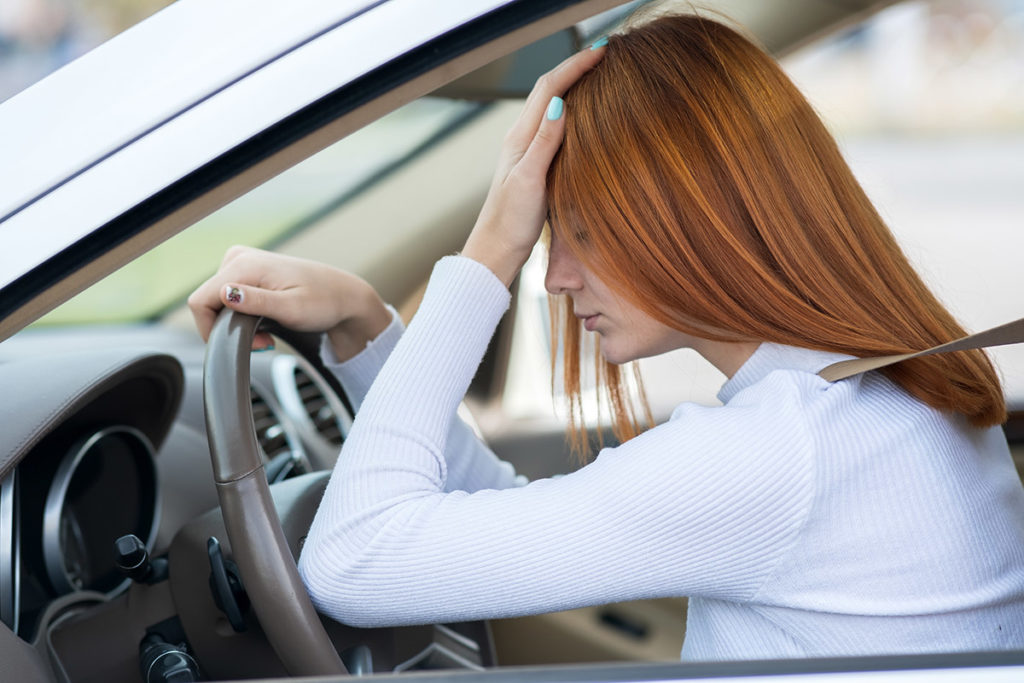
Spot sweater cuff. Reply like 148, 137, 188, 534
319, 304, 403, 403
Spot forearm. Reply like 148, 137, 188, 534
320, 298, 524, 492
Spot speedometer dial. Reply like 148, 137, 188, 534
43, 427, 159, 595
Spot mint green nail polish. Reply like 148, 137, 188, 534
254, 344, 275, 353
590, 36, 608, 50
546, 96, 564, 121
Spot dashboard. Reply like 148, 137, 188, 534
0, 347, 182, 640
0, 324, 491, 681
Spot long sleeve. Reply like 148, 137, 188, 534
320, 305, 525, 493
298, 256, 815, 628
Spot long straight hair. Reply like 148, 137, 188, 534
547, 13, 1004, 457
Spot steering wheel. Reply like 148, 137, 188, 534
203, 309, 347, 677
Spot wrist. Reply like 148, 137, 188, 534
325, 287, 391, 362
461, 229, 532, 288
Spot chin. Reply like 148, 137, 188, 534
598, 346, 637, 366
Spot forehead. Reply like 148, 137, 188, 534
547, 206, 588, 238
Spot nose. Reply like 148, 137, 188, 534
544, 233, 584, 295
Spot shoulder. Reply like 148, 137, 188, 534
604, 368, 822, 489
714, 347, 979, 492
670, 358, 832, 448
713, 342, 936, 436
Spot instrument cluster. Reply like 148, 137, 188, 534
2, 423, 159, 639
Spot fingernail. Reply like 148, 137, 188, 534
254, 344, 275, 353
546, 96, 564, 121
225, 285, 243, 304
590, 36, 608, 50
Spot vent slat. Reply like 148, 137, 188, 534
294, 368, 343, 446
249, 387, 290, 459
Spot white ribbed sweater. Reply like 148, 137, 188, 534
298, 256, 1024, 660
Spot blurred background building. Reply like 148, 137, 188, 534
0, 0, 170, 102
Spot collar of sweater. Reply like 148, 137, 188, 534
717, 343, 857, 404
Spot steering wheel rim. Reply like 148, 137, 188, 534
203, 309, 347, 677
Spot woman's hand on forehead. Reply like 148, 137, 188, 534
461, 44, 606, 287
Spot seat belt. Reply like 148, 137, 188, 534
818, 318, 1024, 382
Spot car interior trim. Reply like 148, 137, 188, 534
322, 651, 1024, 683
394, 640, 486, 673
0, 471, 20, 634
251, 102, 490, 266
38, 590, 108, 682
0, 351, 184, 482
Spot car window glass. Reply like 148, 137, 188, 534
32, 97, 476, 326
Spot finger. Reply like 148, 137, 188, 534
187, 247, 261, 340
220, 243, 258, 268
516, 95, 567, 180
219, 285, 282, 350
189, 282, 277, 349
218, 278, 309, 329
187, 275, 228, 342
505, 46, 606, 149
188, 300, 218, 343
252, 331, 276, 351
525, 46, 606, 114
219, 282, 295, 322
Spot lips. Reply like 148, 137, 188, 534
576, 312, 599, 332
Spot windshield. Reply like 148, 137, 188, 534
31, 97, 478, 326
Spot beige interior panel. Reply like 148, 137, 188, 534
280, 102, 520, 306
491, 598, 686, 665
1011, 443, 1024, 484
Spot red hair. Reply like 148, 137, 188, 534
547, 13, 1004, 457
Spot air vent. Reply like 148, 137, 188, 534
250, 386, 290, 459
293, 368, 343, 446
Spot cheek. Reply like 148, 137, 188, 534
628, 313, 690, 357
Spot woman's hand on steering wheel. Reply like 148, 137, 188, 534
461, 43, 605, 287
188, 246, 392, 361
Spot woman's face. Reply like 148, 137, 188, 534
544, 231, 695, 364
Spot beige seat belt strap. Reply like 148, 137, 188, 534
818, 317, 1024, 382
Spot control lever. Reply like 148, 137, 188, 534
265, 452, 299, 483
139, 633, 201, 682
114, 534, 168, 584
341, 644, 373, 676
207, 536, 249, 632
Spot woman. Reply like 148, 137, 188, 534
189, 13, 1024, 660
